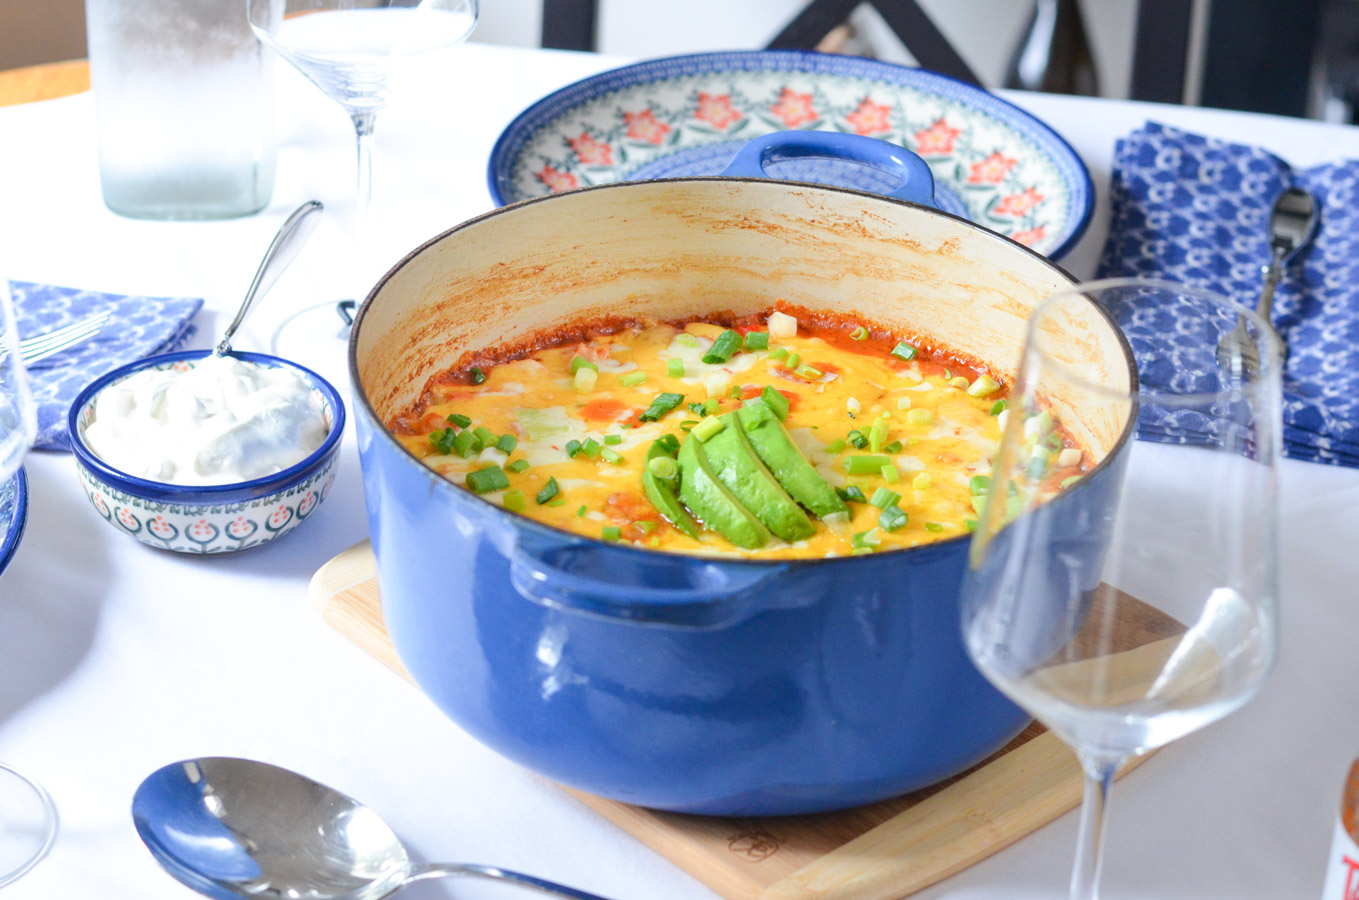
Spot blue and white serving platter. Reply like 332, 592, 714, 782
488, 50, 1093, 259
0, 469, 29, 580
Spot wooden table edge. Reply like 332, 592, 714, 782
0, 59, 91, 107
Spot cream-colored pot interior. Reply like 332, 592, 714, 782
356, 179, 1130, 459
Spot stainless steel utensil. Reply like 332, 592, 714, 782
215, 199, 324, 357
1217, 186, 1320, 374
16, 312, 111, 365
132, 757, 614, 900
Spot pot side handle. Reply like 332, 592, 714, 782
720, 130, 939, 208
509, 547, 790, 629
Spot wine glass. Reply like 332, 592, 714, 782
961, 278, 1281, 899
0, 276, 57, 886
246, 0, 479, 224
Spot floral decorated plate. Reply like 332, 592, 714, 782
0, 469, 28, 580
489, 50, 1093, 259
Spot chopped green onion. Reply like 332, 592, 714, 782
603, 434, 622, 446
767, 347, 789, 362
667, 358, 685, 377
794, 364, 822, 380
453, 428, 482, 458
785, 351, 801, 370
655, 434, 680, 455
647, 455, 679, 482
570, 355, 599, 374
601, 525, 622, 541
870, 487, 901, 509
949, 376, 970, 390
688, 402, 706, 414
573, 367, 598, 392
702, 329, 742, 364
675, 333, 699, 347
547, 499, 566, 507
640, 391, 685, 422
466, 465, 509, 494
565, 439, 582, 458
474, 425, 497, 448
971, 495, 989, 517
825, 438, 846, 454
600, 447, 624, 465
897, 396, 912, 410
964, 518, 978, 532
506, 459, 530, 474
1060, 475, 1083, 489
1044, 432, 1065, 453
968, 375, 1001, 398
759, 385, 789, 421
912, 472, 931, 491
970, 475, 992, 495
744, 331, 770, 350
884, 440, 903, 453
851, 325, 869, 341
878, 505, 909, 532
906, 408, 933, 426
835, 485, 868, 503
635, 520, 658, 535
576, 504, 588, 517
619, 371, 648, 387
446, 413, 472, 429
845, 454, 890, 474
924, 522, 944, 532
502, 489, 525, 512
470, 367, 487, 384
691, 416, 725, 442
851, 529, 882, 549
869, 417, 889, 452
846, 430, 869, 449
429, 428, 458, 455
679, 420, 698, 431
729, 385, 743, 399
990, 399, 1008, 416
890, 342, 918, 362
880, 463, 900, 483
495, 434, 518, 454
581, 437, 601, 459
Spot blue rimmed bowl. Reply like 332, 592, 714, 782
488, 50, 1093, 259
0, 468, 29, 579
68, 350, 345, 555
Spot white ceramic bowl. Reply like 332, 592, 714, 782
68, 350, 345, 555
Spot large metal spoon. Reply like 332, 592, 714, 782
132, 757, 614, 900
215, 200, 324, 357
1216, 186, 1320, 374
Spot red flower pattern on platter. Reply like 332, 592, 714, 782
994, 187, 1044, 217
694, 92, 742, 130
845, 97, 892, 136
769, 87, 817, 127
535, 165, 578, 193
968, 151, 1018, 184
623, 109, 671, 144
568, 132, 613, 166
1011, 225, 1047, 246
914, 118, 961, 155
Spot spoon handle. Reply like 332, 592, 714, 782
215, 200, 324, 356
1257, 244, 1288, 323
406, 862, 616, 899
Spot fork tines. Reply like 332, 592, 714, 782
18, 312, 113, 364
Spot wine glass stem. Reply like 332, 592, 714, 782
351, 111, 377, 228
1069, 750, 1121, 900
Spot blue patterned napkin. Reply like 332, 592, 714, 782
10, 281, 202, 451
1097, 122, 1359, 468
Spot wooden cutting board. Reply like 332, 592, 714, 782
310, 541, 1182, 900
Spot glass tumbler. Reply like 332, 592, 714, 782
85, 0, 277, 219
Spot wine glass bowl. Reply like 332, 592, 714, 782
962, 278, 1282, 897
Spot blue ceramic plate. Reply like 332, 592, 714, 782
0, 469, 29, 579
489, 50, 1093, 259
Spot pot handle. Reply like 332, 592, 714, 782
720, 130, 939, 208
509, 546, 790, 629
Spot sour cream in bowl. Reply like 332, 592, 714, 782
69, 350, 345, 554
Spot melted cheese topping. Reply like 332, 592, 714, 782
393, 316, 1077, 558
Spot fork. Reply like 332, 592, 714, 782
16, 312, 112, 365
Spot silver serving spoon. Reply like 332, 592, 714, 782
1216, 186, 1320, 374
215, 200, 324, 357
132, 757, 614, 900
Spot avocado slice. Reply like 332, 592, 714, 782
641, 440, 701, 539
736, 405, 849, 519
703, 413, 815, 542
677, 434, 771, 550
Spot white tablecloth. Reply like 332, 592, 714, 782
1, 43, 1357, 900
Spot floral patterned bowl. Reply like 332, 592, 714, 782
67, 351, 345, 555
0, 468, 28, 580
489, 50, 1093, 259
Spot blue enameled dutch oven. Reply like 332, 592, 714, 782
349, 134, 1136, 815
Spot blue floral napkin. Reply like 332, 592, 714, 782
1097, 122, 1359, 468
9, 281, 202, 451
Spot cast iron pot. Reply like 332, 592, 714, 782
349, 144, 1135, 815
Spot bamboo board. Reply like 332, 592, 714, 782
310, 540, 1182, 900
